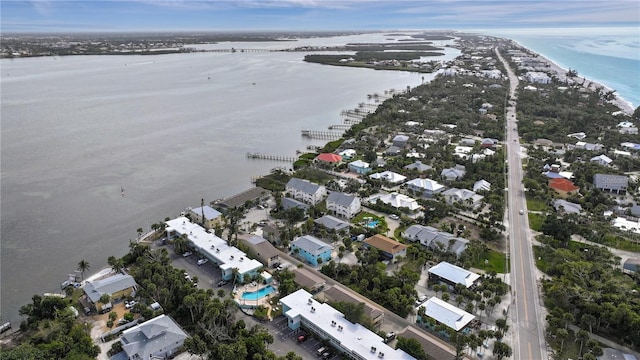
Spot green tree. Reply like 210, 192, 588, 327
396, 337, 428, 360
556, 328, 569, 353
493, 341, 512, 360
77, 259, 90, 280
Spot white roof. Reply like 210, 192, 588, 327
422, 297, 475, 331
280, 289, 414, 360
166, 217, 262, 275
349, 160, 370, 168
406, 178, 445, 192
428, 261, 481, 288
454, 145, 473, 154
369, 171, 406, 184
373, 193, 420, 211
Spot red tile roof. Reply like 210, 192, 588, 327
549, 178, 580, 192
316, 153, 342, 163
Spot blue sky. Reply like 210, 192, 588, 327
1, 0, 639, 33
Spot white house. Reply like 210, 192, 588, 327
406, 178, 445, 197
473, 179, 492, 192
120, 315, 189, 360
442, 188, 484, 208
372, 193, 421, 211
369, 171, 407, 185
286, 178, 327, 205
590, 154, 613, 166
326, 191, 361, 219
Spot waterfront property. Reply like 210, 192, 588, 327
118, 314, 188, 360
83, 273, 137, 313
363, 234, 407, 261
427, 261, 481, 290
291, 235, 333, 266
279, 289, 414, 360
188, 205, 223, 230
239, 235, 281, 268
165, 217, 262, 283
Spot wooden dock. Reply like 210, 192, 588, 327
301, 130, 343, 140
328, 124, 351, 130
246, 153, 297, 162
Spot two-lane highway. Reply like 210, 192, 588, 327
496, 48, 548, 360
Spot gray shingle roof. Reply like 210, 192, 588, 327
84, 274, 136, 303
121, 315, 188, 360
326, 191, 357, 207
286, 178, 323, 195
314, 215, 350, 232
292, 235, 333, 256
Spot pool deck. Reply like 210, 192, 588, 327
233, 283, 279, 311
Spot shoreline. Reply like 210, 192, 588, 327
509, 39, 635, 114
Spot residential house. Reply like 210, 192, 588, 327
427, 261, 481, 289
369, 171, 407, 185
404, 160, 433, 172
285, 178, 327, 205
552, 199, 583, 215
441, 165, 466, 183
575, 141, 604, 152
314, 215, 350, 233
372, 193, 421, 212
549, 178, 580, 198
442, 188, 484, 208
459, 138, 475, 146
291, 267, 326, 294
372, 157, 387, 168
348, 160, 371, 175
338, 149, 356, 159
316, 153, 342, 164
291, 235, 333, 266
385, 145, 402, 156
280, 290, 413, 360
120, 315, 188, 360
590, 154, 613, 166
599, 348, 639, 360
593, 174, 628, 194
326, 191, 361, 219
239, 235, 280, 268
418, 297, 475, 332
215, 186, 269, 212
621, 142, 640, 151
622, 258, 640, 276
481, 138, 498, 148
316, 286, 384, 326
392, 134, 410, 148
261, 224, 282, 245
83, 273, 137, 312
406, 178, 445, 198
281, 197, 310, 214
188, 205, 223, 230
363, 234, 408, 261
402, 224, 468, 256
473, 179, 491, 193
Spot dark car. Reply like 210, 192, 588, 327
217, 280, 229, 287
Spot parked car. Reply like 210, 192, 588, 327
389, 214, 399, 220
197, 258, 208, 266
182, 251, 193, 257
384, 332, 396, 343
217, 280, 229, 287
125, 300, 138, 309
297, 334, 307, 343
317, 347, 327, 355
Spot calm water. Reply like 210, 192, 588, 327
0, 33, 459, 323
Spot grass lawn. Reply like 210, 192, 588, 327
472, 249, 507, 274
528, 213, 545, 232
526, 197, 549, 212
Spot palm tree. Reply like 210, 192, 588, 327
77, 260, 90, 280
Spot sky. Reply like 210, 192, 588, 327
1, 0, 639, 33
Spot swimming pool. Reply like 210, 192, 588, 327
366, 220, 380, 228
241, 285, 276, 300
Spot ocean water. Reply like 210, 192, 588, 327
0, 33, 459, 325
487, 27, 640, 109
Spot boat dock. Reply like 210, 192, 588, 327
246, 152, 297, 162
301, 130, 343, 140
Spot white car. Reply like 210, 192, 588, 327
182, 251, 192, 257
125, 300, 138, 309
389, 214, 399, 220
197, 258, 208, 266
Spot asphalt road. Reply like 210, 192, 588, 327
496, 48, 548, 360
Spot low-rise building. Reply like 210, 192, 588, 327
83, 273, 137, 312
188, 205, 223, 229
286, 178, 327, 205
404, 160, 433, 172
363, 234, 407, 261
371, 192, 421, 212
392, 134, 410, 148
291, 235, 333, 266
549, 178, 580, 198
442, 188, 484, 208
590, 154, 613, 166
418, 297, 475, 332
441, 165, 466, 183
326, 191, 361, 219
280, 289, 413, 360
593, 174, 628, 194
239, 235, 281, 268
406, 178, 445, 198
316, 153, 342, 164
473, 179, 491, 192
402, 225, 468, 257
427, 261, 481, 289
348, 160, 372, 174
166, 218, 262, 283
552, 199, 583, 215
314, 215, 350, 233
369, 171, 407, 185
120, 314, 188, 360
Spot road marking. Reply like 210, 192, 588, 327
528, 342, 533, 360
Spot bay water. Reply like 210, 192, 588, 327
0, 33, 457, 324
